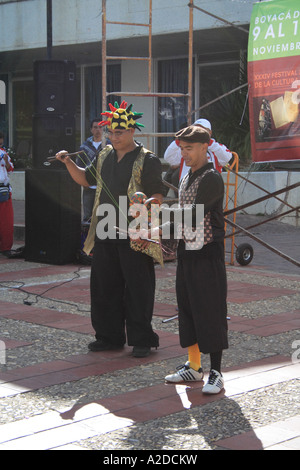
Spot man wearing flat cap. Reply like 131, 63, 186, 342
164, 125, 228, 394
163, 118, 232, 183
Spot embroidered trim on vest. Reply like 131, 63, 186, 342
179, 169, 214, 249
83, 145, 163, 266
83, 145, 113, 255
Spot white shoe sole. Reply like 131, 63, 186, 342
165, 366, 204, 383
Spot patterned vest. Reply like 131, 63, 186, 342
179, 169, 214, 250
83, 145, 163, 266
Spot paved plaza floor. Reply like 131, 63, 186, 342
0, 201, 299, 451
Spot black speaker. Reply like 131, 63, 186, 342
34, 60, 76, 115
25, 169, 81, 265
32, 114, 76, 169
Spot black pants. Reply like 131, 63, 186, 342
176, 242, 228, 354
82, 187, 96, 223
90, 242, 159, 348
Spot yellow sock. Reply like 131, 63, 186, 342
188, 343, 201, 371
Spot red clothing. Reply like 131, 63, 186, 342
0, 147, 14, 252
0, 196, 14, 251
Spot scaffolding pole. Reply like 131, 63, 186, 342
101, 0, 194, 141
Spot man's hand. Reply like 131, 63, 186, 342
2, 152, 11, 170
54, 150, 90, 188
55, 150, 71, 164
128, 227, 151, 249
128, 226, 161, 250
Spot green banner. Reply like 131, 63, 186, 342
248, 0, 300, 162
248, 0, 300, 62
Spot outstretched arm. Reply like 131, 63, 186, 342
55, 150, 90, 187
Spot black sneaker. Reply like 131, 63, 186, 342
88, 340, 124, 352
151, 332, 159, 348
132, 346, 151, 357
1, 250, 13, 257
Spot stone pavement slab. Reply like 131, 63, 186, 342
0, 208, 299, 451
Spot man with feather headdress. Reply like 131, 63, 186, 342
56, 101, 164, 358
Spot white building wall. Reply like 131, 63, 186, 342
0, 0, 46, 51
222, 171, 300, 227
121, 59, 156, 150
0, 0, 255, 52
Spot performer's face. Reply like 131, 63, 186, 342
107, 128, 135, 150
179, 141, 208, 172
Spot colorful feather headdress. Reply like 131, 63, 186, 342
98, 101, 145, 131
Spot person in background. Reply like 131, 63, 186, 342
162, 122, 187, 193
0, 131, 14, 256
76, 119, 107, 222
164, 118, 232, 183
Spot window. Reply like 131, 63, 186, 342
196, 57, 250, 161
84, 64, 121, 134
157, 58, 193, 157
0, 74, 8, 145
13, 79, 34, 160
198, 61, 241, 122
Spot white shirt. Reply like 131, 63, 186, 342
164, 139, 232, 181
0, 149, 14, 190
92, 141, 102, 150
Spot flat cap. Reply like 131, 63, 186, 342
175, 125, 210, 144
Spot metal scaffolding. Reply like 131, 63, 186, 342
101, 0, 194, 146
